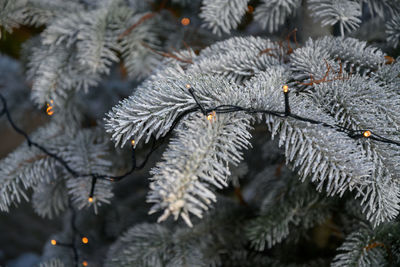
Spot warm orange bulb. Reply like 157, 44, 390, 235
46, 106, 54, 115
247, 5, 254, 13
82, 261, 88, 266
46, 100, 54, 115
363, 130, 371, 138
185, 84, 191, 89
207, 111, 216, 121
82, 237, 89, 244
131, 139, 135, 146
88, 197, 93, 203
283, 85, 289, 93
51, 239, 57, 245
181, 17, 190, 26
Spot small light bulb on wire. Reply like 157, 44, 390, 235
363, 130, 371, 138
46, 100, 54, 116
51, 239, 57, 246
207, 111, 216, 121
88, 197, 93, 203
185, 84, 191, 89
82, 261, 88, 266
283, 85, 289, 93
131, 139, 135, 146
82, 237, 89, 244
181, 17, 190, 26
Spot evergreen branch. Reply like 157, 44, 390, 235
332, 226, 388, 266
360, 0, 400, 18
118, 12, 156, 40
199, 0, 250, 35
254, 0, 301, 33
117, 11, 162, 79
39, 258, 65, 267
290, 36, 386, 92
308, 0, 362, 36
106, 199, 247, 266
386, 16, 400, 48
192, 36, 282, 83
32, 176, 69, 219
246, 176, 332, 250
147, 112, 252, 226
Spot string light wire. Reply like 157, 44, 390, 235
1, 87, 400, 202
1, 86, 400, 266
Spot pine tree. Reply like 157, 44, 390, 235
1, 0, 400, 266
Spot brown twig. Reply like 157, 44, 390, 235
364, 240, 392, 262
258, 28, 299, 59
118, 0, 170, 40
234, 186, 248, 206
274, 161, 285, 177
258, 47, 279, 58
364, 241, 386, 251
118, 13, 157, 40
285, 28, 298, 55
297, 59, 350, 87
141, 41, 193, 64
385, 56, 395, 65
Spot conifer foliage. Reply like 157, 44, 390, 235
1, 0, 400, 266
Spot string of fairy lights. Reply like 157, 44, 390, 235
50, 201, 89, 267
2, 84, 400, 198
1, 84, 400, 266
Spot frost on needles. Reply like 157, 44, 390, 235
1, 0, 400, 266
105, 34, 400, 228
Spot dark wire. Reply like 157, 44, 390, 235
1, 88, 400, 265
1, 88, 400, 191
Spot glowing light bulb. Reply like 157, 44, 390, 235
88, 197, 93, 203
51, 239, 57, 246
46, 100, 54, 116
363, 130, 371, 138
82, 261, 88, 266
181, 17, 190, 26
185, 84, 191, 89
82, 237, 89, 244
131, 139, 135, 146
207, 111, 216, 121
283, 85, 289, 93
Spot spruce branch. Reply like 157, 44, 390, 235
39, 258, 65, 267
106, 199, 247, 266
28, 43, 100, 107
32, 175, 69, 219
254, 0, 302, 33
0, 0, 25, 32
332, 226, 388, 267
246, 174, 333, 250
58, 128, 114, 213
308, 0, 362, 36
147, 112, 252, 226
386, 16, 400, 48
199, 0, 250, 35
191, 36, 282, 83
0, 123, 64, 212
117, 11, 162, 79
360, 0, 400, 18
